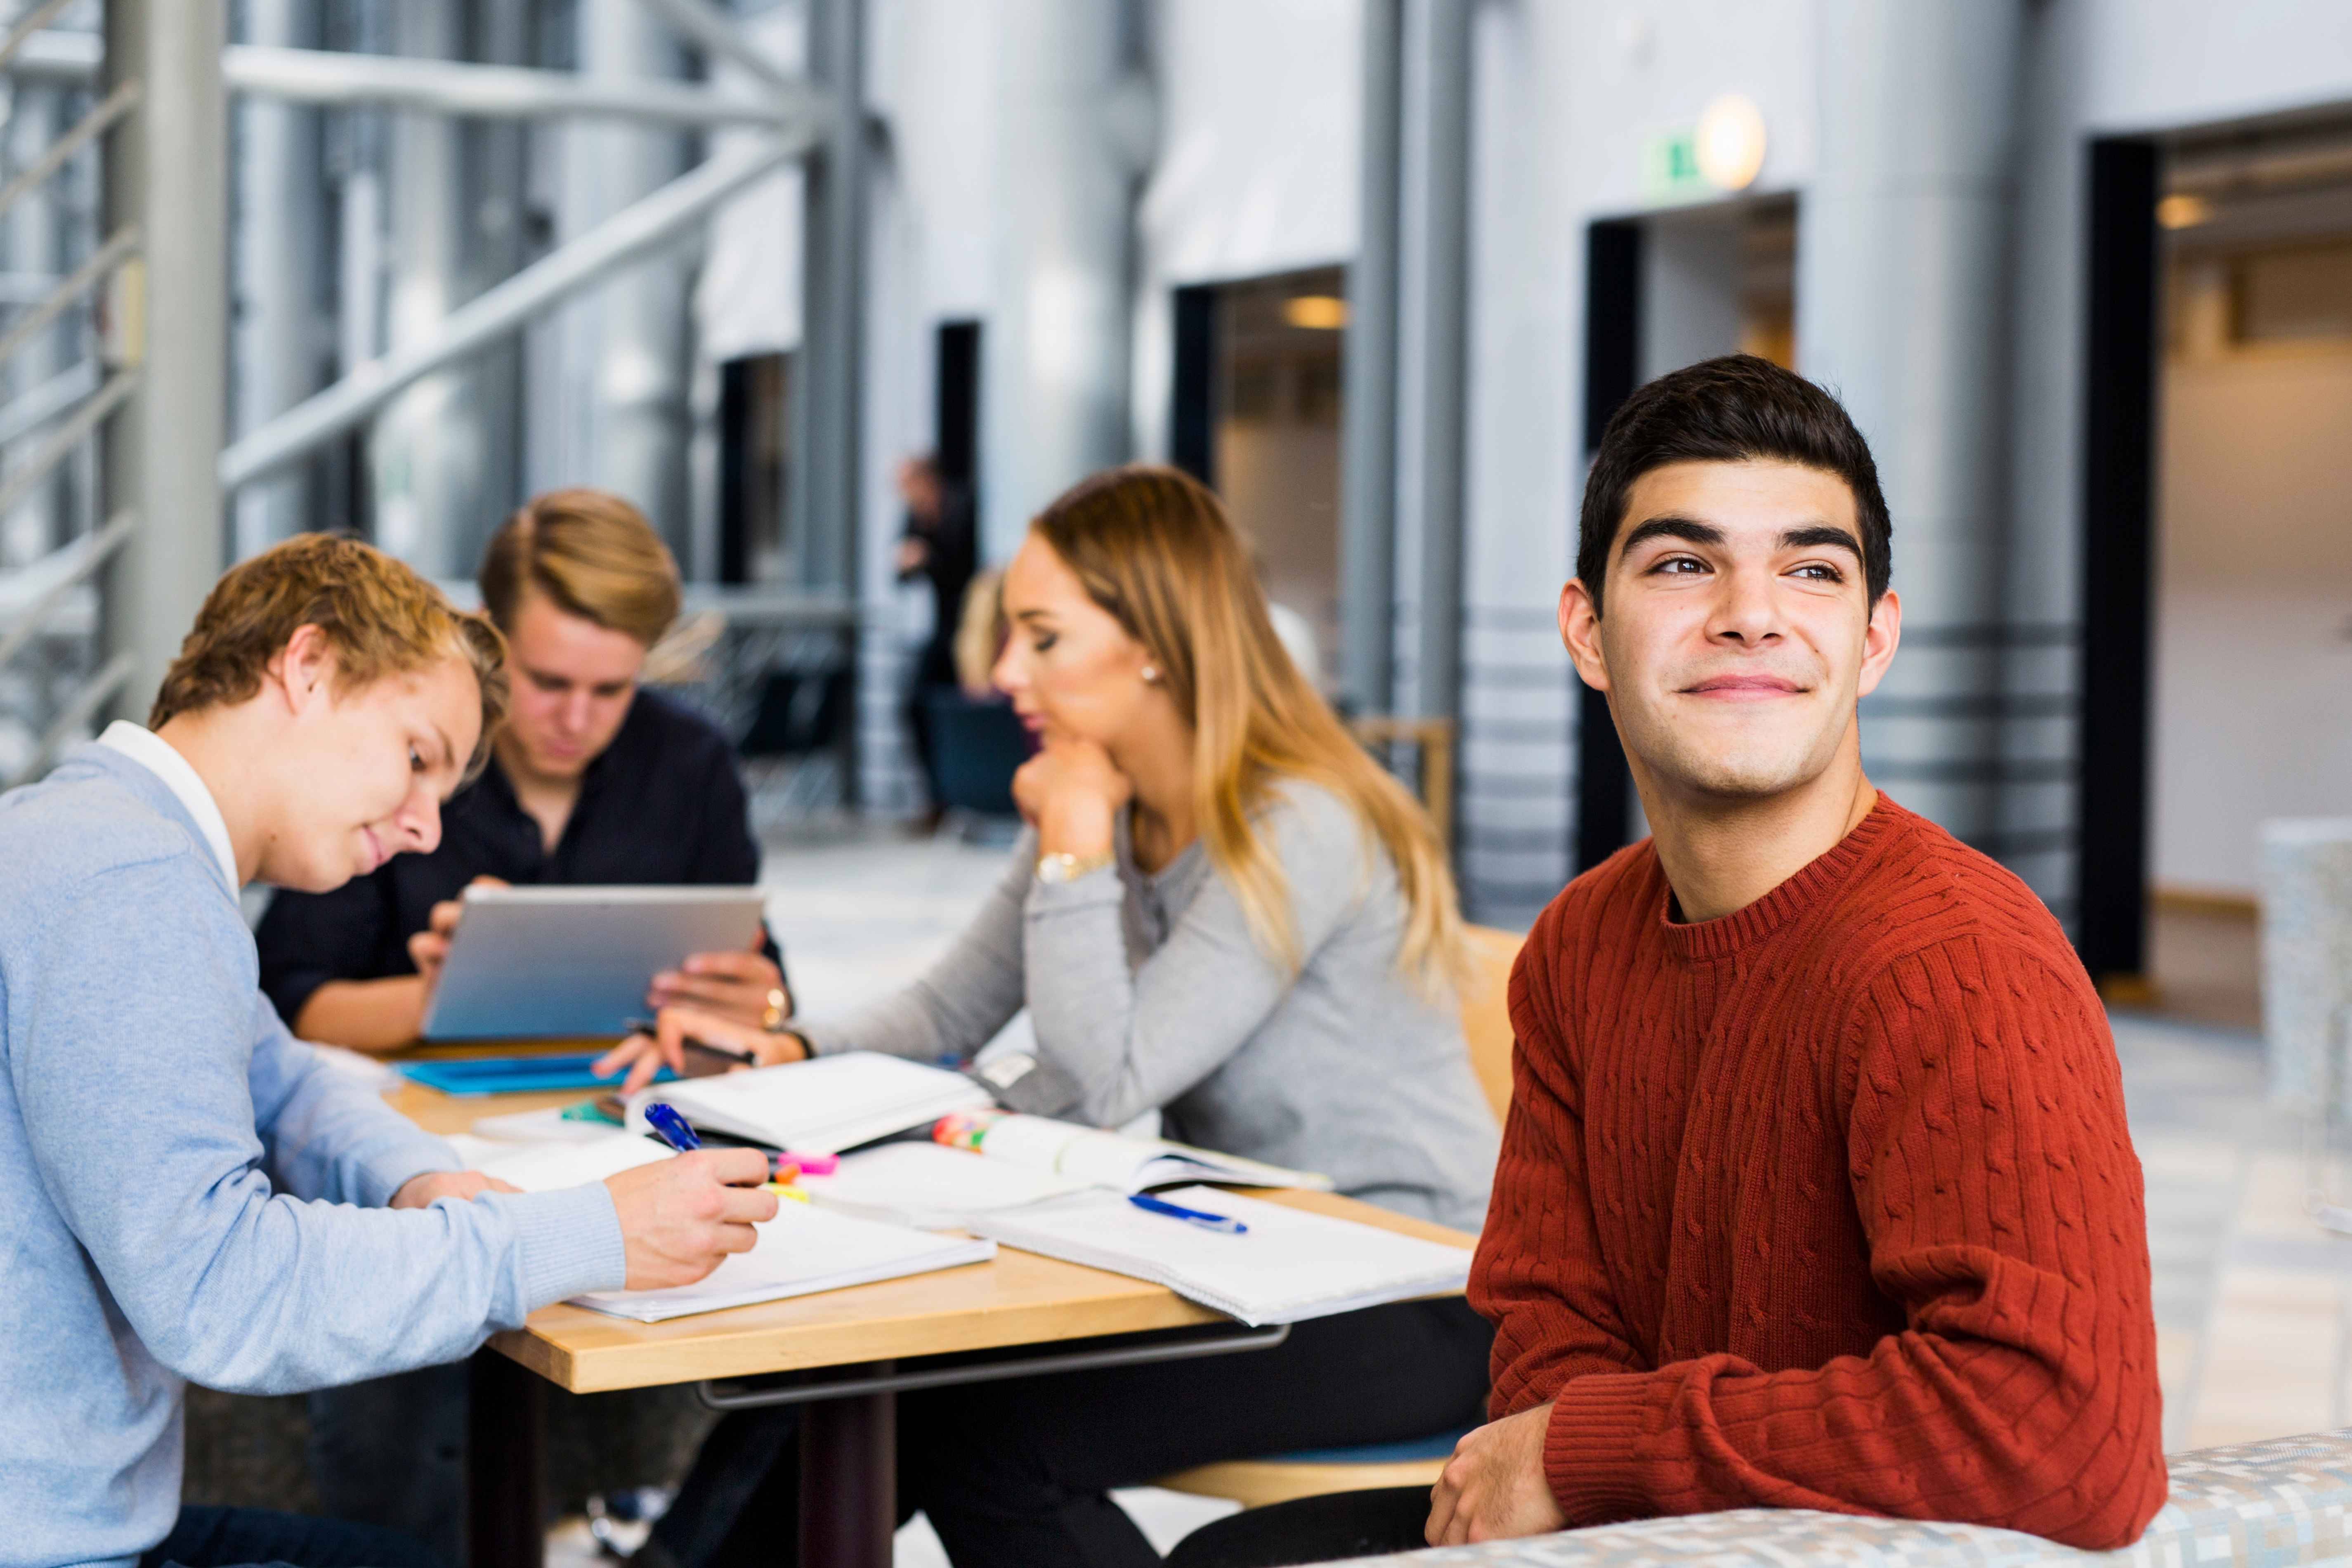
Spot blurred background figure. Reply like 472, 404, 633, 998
895, 451, 978, 829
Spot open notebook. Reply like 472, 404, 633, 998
966, 1186, 1474, 1326
631, 1052, 993, 1155
802, 1115, 1329, 1230
471, 1133, 994, 1323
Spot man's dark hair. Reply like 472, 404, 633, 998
1577, 354, 1891, 614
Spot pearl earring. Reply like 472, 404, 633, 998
1140, 664, 1159, 684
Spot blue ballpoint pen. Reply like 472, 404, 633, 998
1127, 1193, 1247, 1235
642, 1102, 703, 1153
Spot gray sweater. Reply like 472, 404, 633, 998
798, 782, 1499, 1232
0, 742, 624, 1568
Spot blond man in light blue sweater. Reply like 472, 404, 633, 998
0, 535, 775, 1568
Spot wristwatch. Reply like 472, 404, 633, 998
1035, 849, 1114, 884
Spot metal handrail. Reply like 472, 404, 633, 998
14, 648, 135, 788
638, 0, 801, 94
0, 510, 134, 671
220, 132, 808, 490
0, 227, 137, 373
223, 45, 825, 130
0, 78, 140, 229
0, 371, 137, 524
0, 359, 99, 447
0, 0, 79, 76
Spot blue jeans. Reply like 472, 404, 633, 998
137, 1505, 443, 1568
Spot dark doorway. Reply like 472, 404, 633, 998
718, 352, 792, 585
935, 320, 980, 491
1171, 283, 1219, 486
2077, 138, 2161, 987
1167, 268, 1348, 689
1577, 220, 1642, 876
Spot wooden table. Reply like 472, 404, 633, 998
389, 1074, 1476, 1568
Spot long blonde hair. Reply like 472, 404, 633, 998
1031, 465, 1464, 990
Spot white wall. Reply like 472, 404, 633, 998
2153, 348, 2352, 894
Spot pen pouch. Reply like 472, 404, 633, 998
964, 1050, 1082, 1117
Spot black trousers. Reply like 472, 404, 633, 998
649, 1297, 1491, 1568
138, 1506, 443, 1568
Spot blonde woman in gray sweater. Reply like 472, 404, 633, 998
602, 465, 1500, 1568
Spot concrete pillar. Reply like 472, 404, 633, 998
103, 0, 228, 720
230, 0, 326, 560
979, 0, 1132, 562
1796, 0, 2024, 842
1406, 0, 1472, 726
551, 0, 692, 557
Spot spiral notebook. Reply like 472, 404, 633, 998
968, 1186, 1474, 1326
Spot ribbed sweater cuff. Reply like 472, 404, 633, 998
505, 1183, 628, 1312
1547, 1373, 1663, 1523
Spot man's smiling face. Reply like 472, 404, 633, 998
1565, 457, 1901, 804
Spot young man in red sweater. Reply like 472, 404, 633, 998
1425, 355, 2165, 1550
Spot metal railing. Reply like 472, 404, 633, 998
0, 0, 140, 788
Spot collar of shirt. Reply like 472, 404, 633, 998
97, 720, 240, 892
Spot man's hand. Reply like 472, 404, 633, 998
390, 1170, 522, 1209
647, 943, 789, 1030
605, 1148, 779, 1289
1426, 1403, 1567, 1546
407, 875, 508, 997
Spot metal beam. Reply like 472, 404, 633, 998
220, 131, 807, 491
222, 44, 823, 130
0, 508, 134, 670
17, 649, 134, 785
0, 369, 135, 524
634, 0, 798, 94
0, 79, 140, 229
1340, 0, 1402, 715
0, 359, 98, 446
0, 227, 136, 374
1, 31, 101, 85
0, 0, 80, 73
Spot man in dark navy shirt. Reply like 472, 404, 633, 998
256, 490, 791, 1563
260, 489, 786, 1055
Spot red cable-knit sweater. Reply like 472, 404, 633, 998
1471, 796, 2166, 1549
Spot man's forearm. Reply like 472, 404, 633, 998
293, 975, 427, 1053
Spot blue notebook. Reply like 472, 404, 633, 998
398, 1053, 676, 1097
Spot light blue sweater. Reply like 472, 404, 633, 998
0, 743, 627, 1568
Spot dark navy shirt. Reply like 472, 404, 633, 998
257, 689, 776, 1029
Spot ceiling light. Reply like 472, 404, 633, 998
1283, 295, 1348, 330
1695, 93, 1767, 192
2157, 193, 2214, 230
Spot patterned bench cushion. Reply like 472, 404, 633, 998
1334, 1430, 2352, 1568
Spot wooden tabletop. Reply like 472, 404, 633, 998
386, 1063, 1477, 1395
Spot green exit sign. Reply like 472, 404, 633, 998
1642, 128, 1707, 205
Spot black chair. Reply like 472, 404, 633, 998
921, 688, 1029, 820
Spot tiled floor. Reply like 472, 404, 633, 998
551, 826, 2340, 1564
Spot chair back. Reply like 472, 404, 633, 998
1459, 924, 1523, 1126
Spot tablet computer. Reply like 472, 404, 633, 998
421, 884, 769, 1040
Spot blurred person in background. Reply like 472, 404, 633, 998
598, 464, 1500, 1568
254, 491, 791, 1566
896, 452, 980, 827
